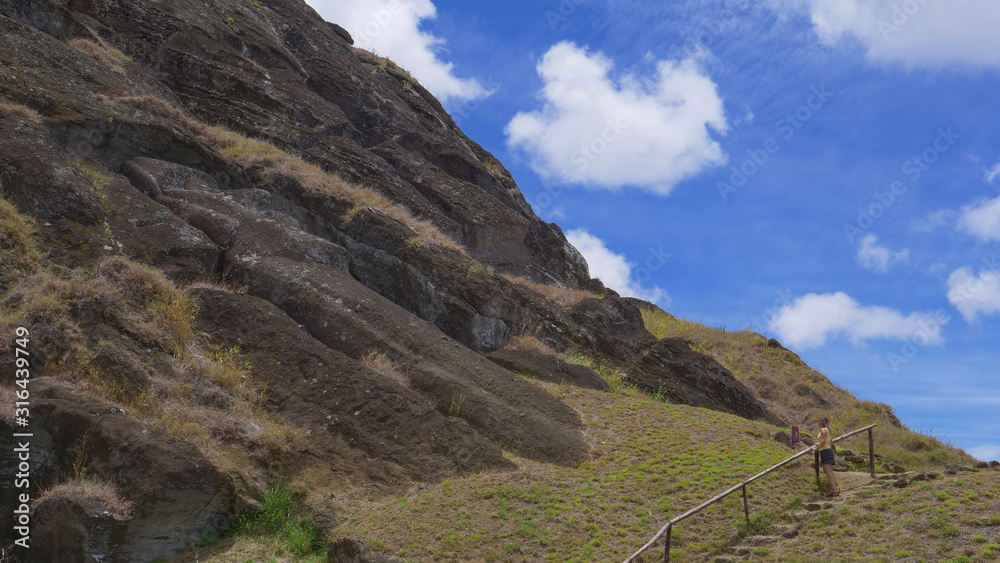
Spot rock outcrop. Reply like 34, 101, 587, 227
0, 0, 786, 559
0, 380, 234, 562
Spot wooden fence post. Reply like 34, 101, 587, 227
742, 484, 749, 524
664, 523, 672, 563
868, 428, 875, 478
814, 449, 820, 489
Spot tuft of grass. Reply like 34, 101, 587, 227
231, 484, 328, 558
74, 158, 112, 209
484, 160, 506, 181
0, 386, 16, 422
448, 391, 465, 418
503, 274, 597, 308
570, 353, 632, 390
466, 261, 496, 277
187, 278, 250, 295
35, 479, 134, 518
67, 36, 131, 74
0, 99, 42, 123
0, 196, 41, 288
94, 94, 464, 254
504, 333, 568, 361
359, 350, 410, 388
737, 509, 775, 538
354, 49, 416, 82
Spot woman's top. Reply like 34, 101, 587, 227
818, 427, 833, 452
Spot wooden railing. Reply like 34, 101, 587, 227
624, 423, 878, 563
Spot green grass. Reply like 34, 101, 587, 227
569, 353, 634, 391
767, 469, 1000, 561
231, 485, 328, 558
332, 381, 815, 561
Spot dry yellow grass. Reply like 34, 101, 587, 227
0, 99, 41, 123
67, 37, 130, 74
187, 279, 250, 295
37, 479, 134, 519
359, 350, 410, 388
0, 195, 41, 288
0, 385, 15, 422
504, 334, 568, 360
503, 274, 596, 308
353, 48, 416, 82
94, 94, 464, 253
1, 250, 303, 467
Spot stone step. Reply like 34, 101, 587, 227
772, 524, 800, 539
787, 511, 808, 522
744, 535, 780, 546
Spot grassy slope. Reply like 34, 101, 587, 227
772, 469, 1000, 562
191, 308, 986, 562
639, 308, 974, 472
329, 381, 816, 562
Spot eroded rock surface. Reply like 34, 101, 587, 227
0, 0, 785, 559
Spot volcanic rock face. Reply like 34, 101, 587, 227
0, 380, 234, 563
629, 338, 785, 426
0, 0, 783, 560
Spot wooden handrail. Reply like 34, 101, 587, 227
624, 423, 877, 562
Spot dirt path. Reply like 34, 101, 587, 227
711, 471, 881, 562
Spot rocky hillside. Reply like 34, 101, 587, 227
0, 1, 980, 561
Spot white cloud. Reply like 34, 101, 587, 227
968, 444, 1000, 462
768, 292, 946, 349
911, 209, 957, 233
781, 0, 1000, 68
947, 267, 1000, 322
307, 0, 489, 103
505, 42, 727, 194
957, 195, 1000, 242
565, 229, 669, 305
857, 234, 909, 272
986, 158, 1000, 183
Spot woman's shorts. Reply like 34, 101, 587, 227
820, 448, 835, 466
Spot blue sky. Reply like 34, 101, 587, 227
308, 0, 1000, 462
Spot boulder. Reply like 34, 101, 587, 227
0, 379, 235, 562
569, 294, 657, 358
629, 338, 783, 425
486, 349, 611, 391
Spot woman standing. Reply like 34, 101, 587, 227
811, 417, 840, 497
